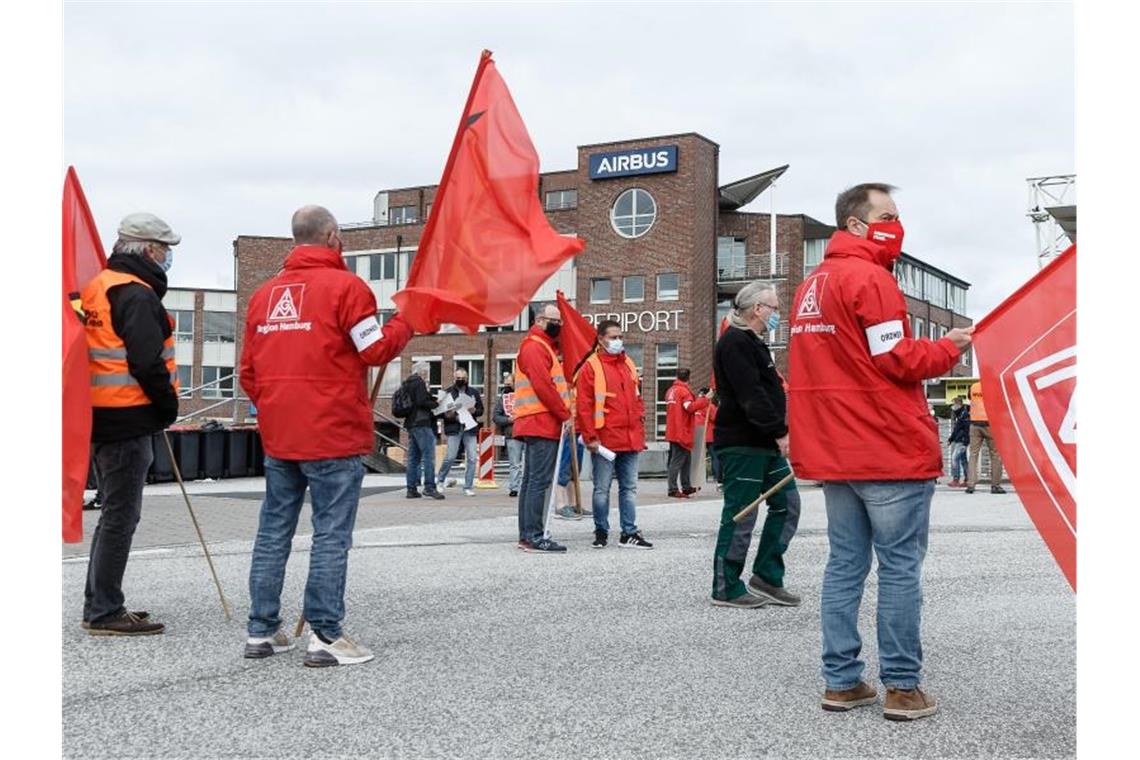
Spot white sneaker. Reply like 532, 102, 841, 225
243, 629, 295, 659
304, 632, 374, 668
464, 488, 476, 497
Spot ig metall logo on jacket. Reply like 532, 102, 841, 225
790, 273, 837, 336
258, 283, 312, 334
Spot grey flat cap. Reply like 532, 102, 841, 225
118, 212, 181, 245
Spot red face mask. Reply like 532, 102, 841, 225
864, 219, 905, 261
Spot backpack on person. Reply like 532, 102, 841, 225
391, 382, 414, 418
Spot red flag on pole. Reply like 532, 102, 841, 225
392, 50, 584, 334
62, 167, 107, 543
973, 245, 1076, 590
555, 290, 596, 381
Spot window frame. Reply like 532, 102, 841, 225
657, 272, 680, 301
202, 311, 235, 344
622, 275, 645, 303
654, 343, 679, 439
201, 365, 235, 399
544, 189, 578, 211
610, 188, 657, 239
590, 277, 612, 304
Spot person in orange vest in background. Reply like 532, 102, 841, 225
80, 212, 182, 637
665, 368, 709, 498
576, 319, 653, 550
965, 381, 1005, 494
513, 302, 572, 553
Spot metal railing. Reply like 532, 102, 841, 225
716, 251, 790, 281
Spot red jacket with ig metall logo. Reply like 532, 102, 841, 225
786, 232, 960, 480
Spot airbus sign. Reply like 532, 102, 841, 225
588, 146, 678, 180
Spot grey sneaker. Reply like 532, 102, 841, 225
711, 593, 768, 609
747, 576, 801, 606
244, 629, 295, 659
304, 633, 374, 667
524, 537, 568, 554
554, 506, 583, 521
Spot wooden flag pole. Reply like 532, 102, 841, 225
731, 471, 796, 524
569, 417, 583, 515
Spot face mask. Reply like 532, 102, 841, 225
766, 313, 780, 333
456, 380, 467, 388
605, 338, 623, 354
863, 219, 905, 262
544, 322, 561, 339
153, 247, 173, 273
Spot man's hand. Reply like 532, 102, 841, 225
585, 439, 600, 454
776, 434, 790, 458
946, 325, 975, 352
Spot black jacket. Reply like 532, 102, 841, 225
439, 383, 484, 436
949, 406, 971, 444
401, 374, 438, 431
712, 326, 788, 450
91, 253, 180, 443
492, 386, 515, 438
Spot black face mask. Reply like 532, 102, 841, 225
544, 322, 561, 339
456, 380, 467, 388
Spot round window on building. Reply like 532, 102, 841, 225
610, 188, 657, 238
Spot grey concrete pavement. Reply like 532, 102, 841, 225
63, 484, 1074, 759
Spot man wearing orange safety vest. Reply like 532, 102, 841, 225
79, 212, 182, 637
513, 302, 572, 553
965, 381, 1005, 494
575, 319, 653, 550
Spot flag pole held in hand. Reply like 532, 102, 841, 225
732, 471, 796, 524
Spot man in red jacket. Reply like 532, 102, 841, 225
240, 205, 413, 667
513, 302, 572, 553
576, 320, 653, 550
664, 369, 709, 497
787, 183, 973, 720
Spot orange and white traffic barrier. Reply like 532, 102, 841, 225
475, 428, 498, 489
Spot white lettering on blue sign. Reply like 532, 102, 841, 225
589, 146, 678, 179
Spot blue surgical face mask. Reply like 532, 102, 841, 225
605, 338, 623, 354
766, 313, 780, 333
152, 246, 173, 273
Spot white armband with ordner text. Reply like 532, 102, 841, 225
350, 316, 382, 352
865, 320, 904, 357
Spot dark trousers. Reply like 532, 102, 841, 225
709, 444, 723, 483
667, 442, 692, 492
84, 434, 154, 623
517, 436, 559, 543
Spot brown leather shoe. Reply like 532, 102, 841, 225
821, 681, 878, 712
883, 687, 938, 721
81, 610, 149, 630
87, 611, 164, 636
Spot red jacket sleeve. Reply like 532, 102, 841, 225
575, 361, 598, 443
340, 279, 413, 366
688, 395, 710, 416
854, 270, 961, 383
519, 339, 571, 423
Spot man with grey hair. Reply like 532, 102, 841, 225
241, 204, 414, 666
398, 361, 444, 499
79, 212, 182, 636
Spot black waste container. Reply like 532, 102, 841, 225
225, 429, 250, 478
201, 429, 225, 479
173, 429, 202, 481
149, 432, 175, 483
250, 429, 265, 476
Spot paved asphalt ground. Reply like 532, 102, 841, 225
62, 478, 1074, 759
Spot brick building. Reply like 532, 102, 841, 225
161, 287, 238, 419
230, 132, 972, 441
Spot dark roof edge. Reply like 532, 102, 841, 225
900, 252, 972, 288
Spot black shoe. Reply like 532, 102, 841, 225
990, 485, 1007, 494
82, 497, 102, 511
525, 538, 567, 554
509, 490, 519, 498
81, 610, 150, 630
406, 488, 422, 499
87, 610, 164, 636
682, 487, 698, 496
619, 531, 654, 549
425, 490, 445, 500
592, 529, 608, 549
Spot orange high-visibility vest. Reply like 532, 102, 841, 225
81, 269, 179, 408
584, 353, 639, 429
969, 381, 987, 422
513, 335, 569, 418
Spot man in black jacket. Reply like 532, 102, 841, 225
710, 281, 802, 609
402, 361, 444, 500
434, 368, 484, 496
947, 396, 971, 487
492, 372, 524, 497
79, 212, 181, 636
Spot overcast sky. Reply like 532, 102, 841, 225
64, 1, 1073, 319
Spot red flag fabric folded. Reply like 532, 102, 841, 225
973, 245, 1076, 590
555, 290, 597, 381
62, 167, 107, 543
392, 51, 584, 334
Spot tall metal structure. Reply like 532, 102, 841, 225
1026, 174, 1076, 268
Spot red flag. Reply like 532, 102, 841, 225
392, 51, 584, 334
555, 290, 597, 380
973, 245, 1076, 590
62, 167, 107, 543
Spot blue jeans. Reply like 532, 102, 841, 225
406, 426, 438, 492
820, 479, 934, 691
517, 436, 559, 543
506, 438, 525, 492
591, 450, 639, 535
248, 455, 364, 641
438, 430, 477, 489
949, 442, 968, 481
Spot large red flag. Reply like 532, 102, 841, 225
555, 290, 596, 381
62, 167, 107, 542
973, 245, 1076, 590
392, 50, 584, 334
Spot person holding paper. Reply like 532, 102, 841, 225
575, 320, 653, 549
435, 368, 483, 496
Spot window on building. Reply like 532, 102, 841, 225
913, 316, 925, 338
389, 205, 418, 225
804, 238, 827, 276
544, 189, 578, 210
369, 252, 397, 281
655, 343, 679, 439
201, 365, 234, 399
343, 255, 359, 276
453, 359, 486, 392
961, 348, 972, 368
498, 358, 516, 384
717, 237, 747, 281
930, 321, 939, 340
625, 344, 644, 374
590, 278, 612, 304
657, 273, 680, 301
176, 365, 192, 398
203, 311, 235, 343
171, 310, 194, 342
623, 275, 645, 302
424, 202, 432, 219
378, 309, 395, 325
611, 188, 656, 238
950, 284, 967, 314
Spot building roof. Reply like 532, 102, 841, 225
899, 252, 971, 288
718, 165, 789, 210
1047, 205, 1077, 242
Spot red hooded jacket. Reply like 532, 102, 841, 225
787, 232, 960, 480
664, 380, 709, 450
575, 349, 645, 453
513, 325, 571, 440
240, 245, 413, 460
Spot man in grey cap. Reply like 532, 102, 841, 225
79, 212, 182, 636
